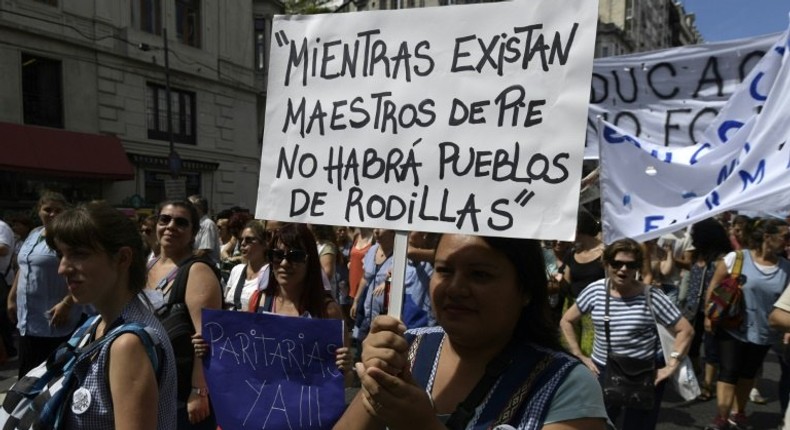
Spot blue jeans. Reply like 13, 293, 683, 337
597, 359, 667, 430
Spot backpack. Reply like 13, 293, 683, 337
705, 251, 746, 329
154, 256, 219, 401
0, 316, 160, 430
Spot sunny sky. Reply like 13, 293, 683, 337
679, 0, 789, 42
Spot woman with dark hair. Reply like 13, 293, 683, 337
561, 238, 693, 430
680, 218, 732, 401
145, 200, 222, 429
559, 210, 606, 356
7, 191, 83, 378
703, 218, 790, 430
43, 202, 178, 428
336, 234, 611, 429
245, 223, 351, 371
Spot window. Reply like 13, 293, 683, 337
131, 0, 161, 35
22, 53, 63, 128
146, 83, 196, 145
176, 0, 201, 47
254, 18, 266, 71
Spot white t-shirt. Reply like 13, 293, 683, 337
193, 215, 220, 265
224, 263, 268, 310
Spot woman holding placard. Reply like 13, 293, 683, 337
246, 223, 352, 371
336, 234, 611, 429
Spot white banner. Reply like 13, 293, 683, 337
599, 29, 790, 244
256, 1, 598, 240
586, 33, 776, 159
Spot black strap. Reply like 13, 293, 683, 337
693, 262, 710, 305
167, 256, 220, 305
233, 264, 248, 310
253, 290, 276, 313
604, 279, 613, 354
445, 340, 516, 430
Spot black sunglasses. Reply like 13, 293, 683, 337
157, 214, 191, 229
609, 260, 640, 270
268, 249, 308, 264
240, 237, 259, 245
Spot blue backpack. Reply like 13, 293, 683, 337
0, 316, 161, 430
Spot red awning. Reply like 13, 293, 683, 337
0, 122, 134, 180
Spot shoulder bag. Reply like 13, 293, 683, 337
705, 250, 746, 329
154, 256, 218, 400
601, 280, 656, 410
0, 317, 160, 430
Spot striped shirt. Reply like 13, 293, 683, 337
576, 280, 680, 366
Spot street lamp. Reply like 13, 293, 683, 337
139, 28, 181, 179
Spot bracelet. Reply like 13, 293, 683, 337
191, 387, 209, 397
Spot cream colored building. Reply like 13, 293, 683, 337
0, 0, 283, 215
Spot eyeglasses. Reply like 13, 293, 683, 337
268, 249, 308, 264
157, 214, 191, 229
240, 237, 259, 245
609, 260, 640, 270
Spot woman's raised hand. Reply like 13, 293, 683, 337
361, 315, 410, 376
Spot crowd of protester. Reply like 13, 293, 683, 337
2, 190, 790, 429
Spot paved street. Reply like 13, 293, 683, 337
0, 349, 784, 429
656, 349, 784, 430
344, 349, 787, 430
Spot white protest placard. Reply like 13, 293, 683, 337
586, 32, 776, 159
256, 0, 598, 240
598, 27, 790, 243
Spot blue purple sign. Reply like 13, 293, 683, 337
201, 309, 345, 429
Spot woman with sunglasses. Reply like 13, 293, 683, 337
144, 201, 222, 429
560, 238, 693, 430
223, 220, 269, 311
702, 218, 790, 430
246, 223, 351, 372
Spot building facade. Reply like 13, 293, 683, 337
596, 0, 701, 57
0, 0, 282, 216
344, 0, 701, 58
